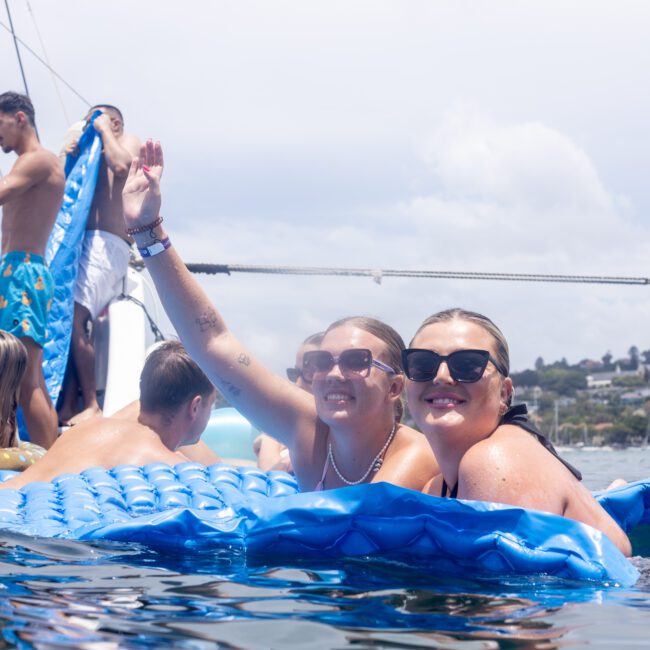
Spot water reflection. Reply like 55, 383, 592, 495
0, 533, 647, 648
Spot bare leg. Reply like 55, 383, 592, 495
19, 337, 57, 448
69, 302, 102, 424
57, 356, 81, 424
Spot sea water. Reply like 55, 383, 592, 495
1, 449, 649, 649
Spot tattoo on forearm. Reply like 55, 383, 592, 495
222, 380, 241, 397
215, 374, 242, 398
196, 309, 218, 332
237, 353, 251, 367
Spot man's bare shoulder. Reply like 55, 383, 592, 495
63, 414, 144, 435
17, 147, 64, 190
52, 416, 154, 454
16, 147, 61, 169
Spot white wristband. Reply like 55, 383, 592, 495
138, 237, 171, 258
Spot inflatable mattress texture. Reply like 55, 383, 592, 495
0, 463, 646, 587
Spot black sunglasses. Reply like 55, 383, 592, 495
401, 348, 507, 383
286, 367, 303, 383
302, 348, 395, 382
287, 368, 311, 384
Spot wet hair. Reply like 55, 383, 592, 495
411, 308, 510, 376
0, 331, 28, 447
0, 91, 35, 127
89, 104, 124, 123
139, 341, 215, 416
325, 316, 405, 422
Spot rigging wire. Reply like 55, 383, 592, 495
3, 0, 29, 97
185, 263, 650, 286
116, 294, 165, 342
0, 17, 91, 107
24, 0, 70, 123
0, 8, 645, 292
3, 0, 35, 139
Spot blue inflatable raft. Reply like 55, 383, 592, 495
43, 117, 103, 407
0, 464, 646, 587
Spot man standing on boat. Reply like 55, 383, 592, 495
58, 104, 140, 425
0, 91, 65, 448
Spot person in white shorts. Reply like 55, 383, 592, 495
74, 230, 131, 322
58, 104, 140, 425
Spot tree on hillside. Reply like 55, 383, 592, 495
536, 368, 587, 395
535, 356, 545, 370
511, 369, 539, 387
602, 351, 613, 370
629, 346, 640, 370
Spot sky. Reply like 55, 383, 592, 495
1, 1, 650, 374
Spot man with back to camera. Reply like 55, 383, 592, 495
0, 91, 65, 448
0, 340, 219, 490
58, 104, 140, 425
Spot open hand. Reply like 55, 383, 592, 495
122, 139, 164, 228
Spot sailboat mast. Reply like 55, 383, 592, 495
4, 0, 31, 97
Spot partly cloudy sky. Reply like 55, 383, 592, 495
2, 1, 650, 373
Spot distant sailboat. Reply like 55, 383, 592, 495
549, 399, 560, 444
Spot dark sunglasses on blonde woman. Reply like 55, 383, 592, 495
401, 348, 507, 383
302, 349, 395, 382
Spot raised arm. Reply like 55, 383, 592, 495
0, 151, 50, 205
121, 140, 320, 452
93, 113, 140, 177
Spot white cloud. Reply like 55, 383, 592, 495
424, 107, 613, 212
3, 2, 650, 376
166, 107, 650, 375
396, 108, 649, 274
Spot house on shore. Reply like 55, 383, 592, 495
586, 363, 647, 389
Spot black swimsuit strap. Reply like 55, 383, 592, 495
440, 478, 458, 499
500, 403, 582, 481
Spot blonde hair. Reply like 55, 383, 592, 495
0, 331, 27, 447
412, 308, 510, 376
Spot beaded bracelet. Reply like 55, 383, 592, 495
126, 215, 163, 236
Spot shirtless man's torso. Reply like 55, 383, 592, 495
85, 108, 140, 239
0, 92, 65, 448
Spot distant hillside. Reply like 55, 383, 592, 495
511, 347, 650, 447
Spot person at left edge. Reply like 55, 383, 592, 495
0, 91, 65, 448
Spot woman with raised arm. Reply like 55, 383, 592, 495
121, 141, 438, 491
402, 308, 631, 555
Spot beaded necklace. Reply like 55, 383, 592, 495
327, 422, 397, 486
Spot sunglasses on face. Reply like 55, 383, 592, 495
302, 348, 395, 382
286, 367, 308, 384
401, 348, 507, 383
